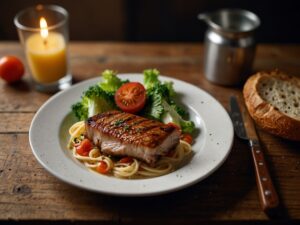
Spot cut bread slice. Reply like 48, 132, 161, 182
243, 70, 300, 141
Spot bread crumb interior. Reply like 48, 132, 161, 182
258, 77, 300, 120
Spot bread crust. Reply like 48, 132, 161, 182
243, 70, 300, 141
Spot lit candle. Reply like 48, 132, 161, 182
40, 17, 48, 46
26, 17, 67, 84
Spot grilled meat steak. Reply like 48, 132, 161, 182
85, 111, 180, 164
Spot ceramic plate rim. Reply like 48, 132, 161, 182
29, 74, 234, 196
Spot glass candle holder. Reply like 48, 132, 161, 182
14, 5, 72, 92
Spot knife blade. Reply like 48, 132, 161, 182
229, 96, 279, 214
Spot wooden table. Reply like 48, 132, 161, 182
0, 42, 299, 224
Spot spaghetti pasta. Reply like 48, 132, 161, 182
68, 121, 192, 179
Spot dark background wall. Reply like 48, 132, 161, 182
0, 0, 300, 43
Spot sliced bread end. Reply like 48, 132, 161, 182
243, 70, 300, 141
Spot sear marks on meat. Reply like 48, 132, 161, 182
85, 111, 180, 165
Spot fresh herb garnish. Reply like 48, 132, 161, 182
124, 125, 130, 131
114, 119, 125, 126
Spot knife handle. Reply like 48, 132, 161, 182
250, 140, 279, 213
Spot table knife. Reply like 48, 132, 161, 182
229, 96, 279, 214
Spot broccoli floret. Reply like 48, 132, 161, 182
72, 85, 115, 120
84, 85, 115, 117
71, 102, 88, 121
99, 69, 127, 93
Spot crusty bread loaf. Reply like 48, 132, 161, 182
243, 70, 300, 141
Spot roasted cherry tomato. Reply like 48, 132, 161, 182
119, 157, 133, 164
97, 161, 109, 174
76, 139, 93, 156
115, 82, 146, 113
0, 56, 24, 83
181, 133, 193, 145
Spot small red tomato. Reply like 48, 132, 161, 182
0, 56, 24, 83
74, 142, 81, 148
97, 161, 109, 174
115, 82, 146, 114
181, 133, 193, 144
76, 139, 93, 156
119, 157, 133, 164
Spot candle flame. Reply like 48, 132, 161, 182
40, 17, 48, 39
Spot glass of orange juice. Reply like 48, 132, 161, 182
14, 5, 71, 92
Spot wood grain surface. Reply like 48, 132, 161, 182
0, 42, 299, 224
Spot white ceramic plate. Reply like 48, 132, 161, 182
29, 74, 234, 196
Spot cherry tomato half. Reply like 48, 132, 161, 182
0, 56, 24, 83
76, 139, 93, 156
181, 133, 193, 145
119, 157, 133, 164
97, 161, 109, 174
115, 82, 146, 114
